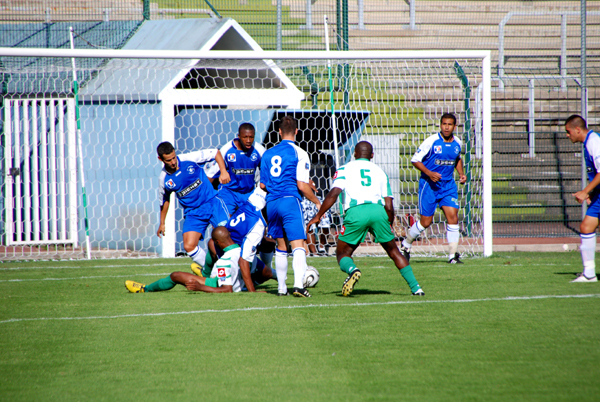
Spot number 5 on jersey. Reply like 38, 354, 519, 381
360, 169, 372, 186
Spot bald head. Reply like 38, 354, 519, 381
212, 226, 234, 249
354, 141, 374, 160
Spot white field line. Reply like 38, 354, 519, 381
0, 273, 171, 283
1, 294, 598, 325
0, 263, 185, 271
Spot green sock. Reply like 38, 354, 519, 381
339, 257, 358, 275
145, 276, 177, 292
201, 252, 215, 277
399, 265, 420, 293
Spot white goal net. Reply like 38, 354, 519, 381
0, 49, 492, 261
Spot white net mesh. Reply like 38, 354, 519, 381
0, 53, 488, 260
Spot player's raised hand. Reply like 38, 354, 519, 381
572, 190, 590, 204
219, 171, 231, 184
459, 174, 467, 184
157, 223, 166, 238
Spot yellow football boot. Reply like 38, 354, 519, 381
125, 280, 146, 293
191, 263, 204, 277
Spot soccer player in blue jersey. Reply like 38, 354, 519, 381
215, 123, 266, 215
192, 187, 276, 292
260, 115, 321, 297
156, 141, 231, 273
401, 113, 467, 263
565, 115, 600, 283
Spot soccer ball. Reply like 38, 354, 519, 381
303, 266, 320, 288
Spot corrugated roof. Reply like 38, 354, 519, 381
80, 18, 250, 99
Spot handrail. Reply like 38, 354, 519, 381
498, 11, 600, 90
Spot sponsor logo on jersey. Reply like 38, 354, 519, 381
166, 179, 176, 189
251, 153, 258, 161
227, 153, 236, 162
340, 225, 346, 235
232, 168, 255, 175
435, 159, 455, 166
305, 163, 310, 170
434, 145, 442, 154
333, 171, 338, 179
176, 179, 201, 197
187, 165, 195, 174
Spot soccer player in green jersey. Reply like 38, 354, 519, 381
307, 141, 424, 296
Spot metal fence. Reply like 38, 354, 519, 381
1, 0, 599, 239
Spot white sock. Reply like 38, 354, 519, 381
447, 224, 460, 259
404, 221, 425, 248
580, 232, 596, 278
188, 246, 206, 267
275, 249, 288, 293
292, 247, 308, 289
260, 251, 274, 269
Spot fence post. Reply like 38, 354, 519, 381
358, 0, 365, 30
143, 0, 150, 20
409, 0, 416, 30
277, 0, 282, 51
581, 0, 588, 218
561, 13, 567, 89
528, 79, 535, 158
305, 0, 312, 29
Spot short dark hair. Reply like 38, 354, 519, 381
239, 122, 256, 134
157, 141, 175, 158
440, 113, 456, 125
279, 115, 297, 135
565, 114, 587, 129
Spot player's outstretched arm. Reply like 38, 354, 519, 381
157, 200, 170, 237
307, 187, 341, 230
215, 150, 231, 184
455, 158, 467, 184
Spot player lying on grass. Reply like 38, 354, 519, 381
306, 141, 424, 297
190, 187, 278, 290
156, 141, 231, 275
565, 114, 600, 283
125, 227, 272, 293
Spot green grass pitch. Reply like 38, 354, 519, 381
1, 252, 599, 401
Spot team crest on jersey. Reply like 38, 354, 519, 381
250, 153, 258, 161
434, 145, 442, 154
454, 145, 460, 154
166, 179, 176, 189
305, 163, 310, 170
228, 153, 236, 162
187, 165, 195, 174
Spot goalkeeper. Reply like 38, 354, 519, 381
306, 141, 424, 297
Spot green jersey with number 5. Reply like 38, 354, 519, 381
332, 158, 393, 212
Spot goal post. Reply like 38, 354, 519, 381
0, 48, 492, 260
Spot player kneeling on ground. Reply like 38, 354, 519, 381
307, 141, 424, 297
191, 187, 277, 290
125, 227, 255, 294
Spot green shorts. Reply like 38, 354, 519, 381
338, 203, 395, 246
204, 276, 218, 288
